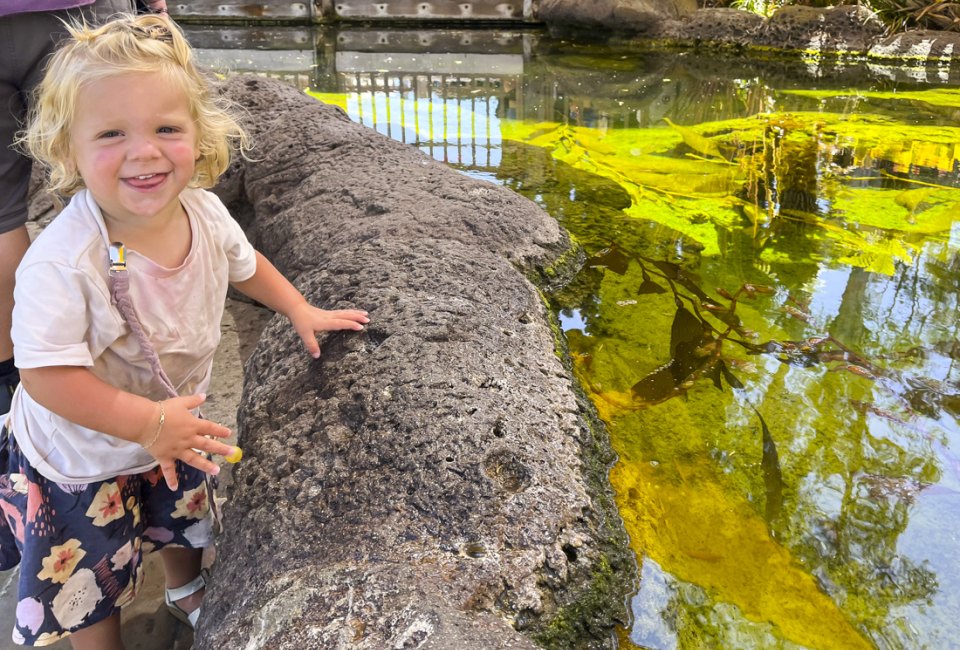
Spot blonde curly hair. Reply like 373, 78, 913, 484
20, 13, 248, 197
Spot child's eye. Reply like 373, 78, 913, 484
158, 126, 180, 134
98, 130, 122, 139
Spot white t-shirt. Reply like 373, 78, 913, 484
9, 188, 258, 483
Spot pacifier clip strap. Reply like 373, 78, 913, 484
107, 241, 224, 533
108, 242, 178, 399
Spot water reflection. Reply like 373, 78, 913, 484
187, 25, 960, 649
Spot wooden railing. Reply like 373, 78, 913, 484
170, 0, 539, 23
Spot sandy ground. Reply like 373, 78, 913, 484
0, 298, 271, 650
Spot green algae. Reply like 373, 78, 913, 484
498, 87, 960, 647
305, 90, 349, 110
496, 108, 960, 274
782, 87, 960, 109
534, 285, 637, 647
562, 251, 946, 649
533, 555, 629, 649
306, 60, 960, 648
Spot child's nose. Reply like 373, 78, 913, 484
128, 135, 161, 159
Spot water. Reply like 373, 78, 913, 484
189, 25, 960, 649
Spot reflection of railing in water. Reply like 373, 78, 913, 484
189, 27, 544, 174
339, 71, 515, 171
326, 30, 526, 171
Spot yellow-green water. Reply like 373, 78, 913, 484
197, 28, 960, 649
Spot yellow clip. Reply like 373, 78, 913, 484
225, 447, 243, 464
108, 242, 126, 273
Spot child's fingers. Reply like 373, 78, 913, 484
177, 392, 207, 410
195, 436, 237, 459
179, 449, 222, 477
199, 419, 231, 439
330, 309, 370, 325
160, 460, 179, 491
293, 323, 321, 358
334, 309, 369, 322
323, 318, 367, 331
291, 308, 369, 358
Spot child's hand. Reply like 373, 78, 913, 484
141, 393, 234, 490
287, 303, 370, 359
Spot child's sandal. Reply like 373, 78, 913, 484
164, 571, 206, 628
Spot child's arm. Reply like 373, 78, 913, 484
232, 252, 369, 358
19, 365, 233, 489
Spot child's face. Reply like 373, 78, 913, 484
69, 71, 199, 229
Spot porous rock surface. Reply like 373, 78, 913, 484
194, 76, 633, 649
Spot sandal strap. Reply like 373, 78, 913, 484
165, 572, 206, 603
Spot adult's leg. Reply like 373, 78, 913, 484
0, 1, 135, 387
0, 226, 30, 361
0, 12, 44, 410
0, 224, 28, 411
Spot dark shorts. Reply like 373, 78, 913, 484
0, 425, 214, 646
0, 0, 134, 233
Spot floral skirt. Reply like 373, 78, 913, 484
0, 425, 214, 646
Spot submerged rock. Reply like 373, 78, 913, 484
195, 76, 634, 649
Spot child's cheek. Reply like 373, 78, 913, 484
92, 150, 116, 169
171, 142, 199, 164
79, 150, 119, 183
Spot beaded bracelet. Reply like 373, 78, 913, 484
141, 400, 165, 449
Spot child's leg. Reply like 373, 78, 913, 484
140, 460, 215, 626
161, 546, 204, 615
66, 612, 123, 650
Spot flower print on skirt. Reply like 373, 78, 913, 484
0, 425, 214, 646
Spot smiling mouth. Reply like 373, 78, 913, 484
125, 172, 167, 188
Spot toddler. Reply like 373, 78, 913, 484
0, 13, 368, 649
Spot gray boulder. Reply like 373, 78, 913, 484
539, 0, 697, 34
194, 76, 634, 649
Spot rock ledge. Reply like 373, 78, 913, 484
195, 76, 634, 649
